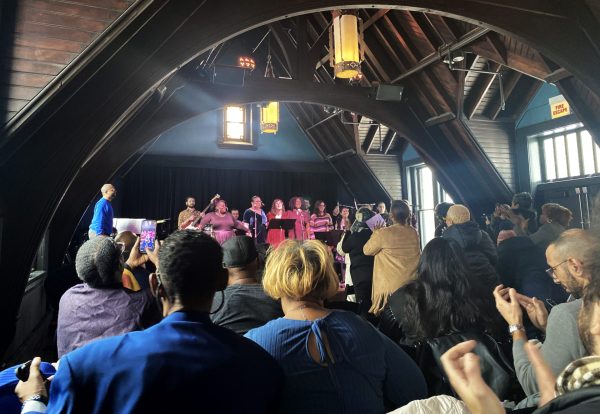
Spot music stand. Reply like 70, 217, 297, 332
314, 230, 344, 247
267, 219, 296, 239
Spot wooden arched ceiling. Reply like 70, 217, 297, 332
0, 0, 599, 357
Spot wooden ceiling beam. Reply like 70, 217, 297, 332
376, 15, 453, 113
382, 130, 396, 154
362, 9, 389, 30
545, 67, 572, 83
463, 60, 502, 119
484, 33, 507, 65
487, 71, 522, 120
361, 123, 379, 153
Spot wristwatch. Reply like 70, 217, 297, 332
508, 323, 524, 334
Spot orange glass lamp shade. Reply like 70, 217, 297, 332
238, 56, 256, 70
260, 102, 279, 134
332, 13, 361, 79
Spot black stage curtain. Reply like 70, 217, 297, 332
120, 161, 348, 231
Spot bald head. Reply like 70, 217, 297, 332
101, 184, 117, 201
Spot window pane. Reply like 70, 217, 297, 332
566, 133, 580, 177
226, 122, 244, 139
442, 190, 453, 203
581, 131, 595, 175
419, 167, 434, 209
226, 106, 244, 122
544, 139, 556, 180
419, 210, 436, 247
554, 135, 568, 178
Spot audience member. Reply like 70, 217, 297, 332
433, 202, 454, 238
115, 230, 151, 290
17, 231, 283, 413
245, 240, 427, 413
512, 192, 538, 234
364, 200, 420, 314
341, 207, 376, 321
485, 203, 513, 244
442, 275, 600, 414
210, 236, 283, 334
496, 231, 568, 331
442, 204, 499, 290
492, 229, 597, 407
56, 236, 160, 358
530, 203, 573, 251
386, 238, 502, 345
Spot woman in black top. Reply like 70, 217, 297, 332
341, 207, 376, 322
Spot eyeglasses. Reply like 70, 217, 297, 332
545, 259, 569, 278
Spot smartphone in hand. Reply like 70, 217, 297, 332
139, 220, 157, 253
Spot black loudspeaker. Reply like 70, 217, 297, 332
375, 84, 404, 101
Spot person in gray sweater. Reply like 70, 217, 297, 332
493, 229, 599, 407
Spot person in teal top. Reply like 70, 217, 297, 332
245, 240, 427, 414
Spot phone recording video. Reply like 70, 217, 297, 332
139, 220, 157, 253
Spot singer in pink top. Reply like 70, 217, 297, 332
288, 196, 310, 241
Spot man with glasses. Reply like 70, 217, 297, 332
492, 229, 596, 407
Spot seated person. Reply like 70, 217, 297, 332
386, 238, 503, 345
210, 236, 283, 334
441, 275, 600, 414
245, 240, 427, 414
17, 231, 283, 413
57, 236, 160, 357
442, 204, 498, 290
115, 230, 150, 290
492, 229, 593, 407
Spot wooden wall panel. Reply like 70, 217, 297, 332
465, 119, 515, 190
2, 0, 134, 124
363, 154, 402, 200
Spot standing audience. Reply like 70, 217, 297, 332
442, 204, 499, 290
341, 207, 376, 321
530, 203, 573, 251
245, 240, 427, 414
364, 200, 420, 314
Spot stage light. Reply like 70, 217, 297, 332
238, 56, 256, 70
330, 11, 363, 79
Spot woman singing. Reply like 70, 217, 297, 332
266, 198, 287, 247
243, 195, 268, 244
199, 199, 247, 245
310, 200, 332, 238
288, 196, 310, 241
334, 206, 352, 231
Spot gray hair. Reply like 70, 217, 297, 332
75, 236, 122, 287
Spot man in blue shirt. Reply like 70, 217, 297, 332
16, 231, 283, 413
88, 183, 116, 238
